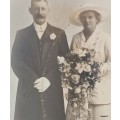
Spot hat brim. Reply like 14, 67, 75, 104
69, 5, 108, 26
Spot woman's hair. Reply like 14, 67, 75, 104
80, 10, 101, 24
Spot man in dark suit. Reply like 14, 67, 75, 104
11, 0, 69, 120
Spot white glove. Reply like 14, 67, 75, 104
34, 77, 51, 92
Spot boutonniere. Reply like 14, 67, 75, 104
50, 33, 56, 40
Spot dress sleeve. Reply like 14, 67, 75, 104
105, 35, 111, 63
101, 34, 111, 76
70, 35, 79, 51
104, 35, 111, 71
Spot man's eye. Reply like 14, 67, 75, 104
81, 16, 85, 19
33, 7, 39, 11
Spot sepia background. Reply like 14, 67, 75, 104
10, 0, 111, 120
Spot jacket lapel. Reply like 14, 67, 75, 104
40, 24, 55, 70
27, 23, 56, 75
28, 24, 42, 75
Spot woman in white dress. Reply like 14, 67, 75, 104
66, 4, 111, 120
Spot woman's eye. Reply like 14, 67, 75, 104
89, 16, 93, 19
41, 7, 45, 10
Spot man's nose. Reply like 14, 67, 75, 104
38, 8, 43, 14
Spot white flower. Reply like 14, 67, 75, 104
57, 56, 65, 64
75, 86, 81, 94
71, 74, 80, 84
84, 64, 91, 72
65, 73, 71, 77
64, 63, 71, 73
73, 103, 78, 108
50, 33, 56, 40
76, 62, 91, 73
75, 63, 84, 73
73, 49, 88, 57
82, 82, 89, 89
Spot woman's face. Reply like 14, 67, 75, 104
80, 10, 99, 31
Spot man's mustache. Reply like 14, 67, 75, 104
36, 14, 45, 19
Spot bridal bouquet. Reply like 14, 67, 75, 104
58, 48, 101, 120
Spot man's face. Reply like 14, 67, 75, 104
29, 1, 49, 25
80, 10, 98, 31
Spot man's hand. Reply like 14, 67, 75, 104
34, 77, 51, 92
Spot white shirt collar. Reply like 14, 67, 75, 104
34, 22, 47, 33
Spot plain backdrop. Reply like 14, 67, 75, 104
10, 0, 111, 120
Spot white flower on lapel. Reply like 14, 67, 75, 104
50, 33, 56, 40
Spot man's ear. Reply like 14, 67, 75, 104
29, 8, 32, 15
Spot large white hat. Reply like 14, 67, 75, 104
69, 4, 108, 26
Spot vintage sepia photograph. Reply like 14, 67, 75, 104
11, 0, 111, 120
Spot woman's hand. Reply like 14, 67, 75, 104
100, 62, 111, 77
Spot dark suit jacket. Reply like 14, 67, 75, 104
11, 23, 69, 120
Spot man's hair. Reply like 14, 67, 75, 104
31, 0, 48, 6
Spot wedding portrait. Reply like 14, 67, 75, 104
11, 0, 111, 120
